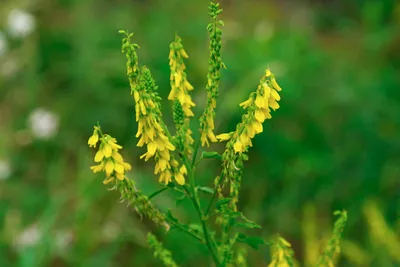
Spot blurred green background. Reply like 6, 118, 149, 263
1, 0, 400, 266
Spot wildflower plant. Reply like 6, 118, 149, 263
87, 1, 348, 266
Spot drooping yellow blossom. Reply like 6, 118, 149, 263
199, 1, 225, 147
169, 36, 195, 156
168, 35, 196, 117
268, 237, 295, 267
120, 31, 183, 186
217, 68, 282, 154
88, 126, 132, 184
88, 127, 99, 147
133, 67, 184, 185
215, 68, 282, 210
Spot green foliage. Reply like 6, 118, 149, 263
1, 0, 400, 266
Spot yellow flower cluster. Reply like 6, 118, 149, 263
216, 69, 282, 153
134, 68, 185, 185
88, 126, 132, 184
168, 36, 195, 155
168, 35, 195, 117
268, 237, 294, 267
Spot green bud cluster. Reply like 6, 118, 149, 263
147, 233, 178, 267
116, 178, 169, 230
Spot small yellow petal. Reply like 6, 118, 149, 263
94, 150, 104, 162
239, 98, 253, 108
147, 141, 157, 156
140, 101, 146, 115
115, 172, 125, 180
271, 89, 281, 101
102, 144, 112, 158
271, 78, 282, 91
108, 141, 122, 150
133, 90, 140, 102
208, 130, 218, 143
112, 151, 123, 162
105, 160, 114, 176
159, 171, 172, 184
216, 133, 232, 142
122, 162, 132, 171
269, 99, 280, 110
103, 176, 114, 184
255, 95, 265, 108
179, 165, 187, 175
175, 172, 185, 185
254, 109, 265, 123
88, 134, 99, 147
114, 162, 124, 174
253, 121, 263, 133
90, 162, 104, 173
171, 159, 179, 167
233, 141, 243, 153
180, 49, 188, 58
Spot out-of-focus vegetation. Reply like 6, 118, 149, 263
1, 0, 400, 266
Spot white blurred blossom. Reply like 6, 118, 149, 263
55, 230, 73, 251
28, 108, 59, 139
102, 222, 120, 241
0, 59, 19, 78
0, 31, 7, 57
14, 224, 41, 249
254, 20, 274, 42
0, 159, 11, 180
7, 9, 36, 38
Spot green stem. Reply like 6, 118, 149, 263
191, 135, 201, 168
165, 217, 204, 243
182, 155, 222, 266
205, 174, 224, 217
205, 189, 218, 217
148, 187, 168, 200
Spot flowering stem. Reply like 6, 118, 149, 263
182, 155, 222, 266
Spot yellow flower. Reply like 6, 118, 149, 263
179, 165, 187, 175
271, 77, 282, 91
88, 126, 132, 184
90, 162, 104, 173
239, 98, 253, 109
133, 67, 182, 185
88, 133, 99, 147
216, 132, 233, 142
174, 172, 185, 185
88, 127, 99, 147
233, 141, 243, 153
227, 68, 283, 155
168, 35, 196, 118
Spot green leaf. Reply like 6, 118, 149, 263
197, 186, 215, 194
200, 151, 222, 160
175, 193, 187, 207
235, 213, 262, 229
237, 233, 266, 250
